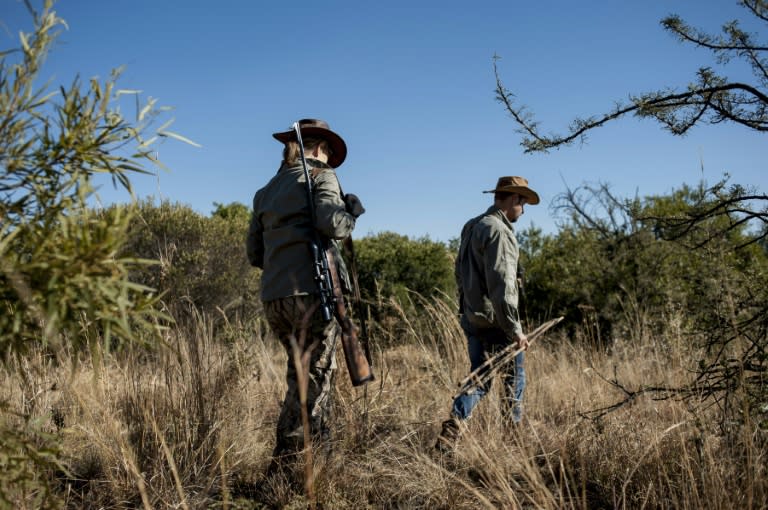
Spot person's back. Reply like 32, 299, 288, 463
251, 162, 323, 300
456, 206, 521, 335
246, 119, 365, 479
436, 176, 539, 452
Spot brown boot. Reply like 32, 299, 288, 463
435, 417, 462, 452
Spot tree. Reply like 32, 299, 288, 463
496, 1, 767, 427
519, 183, 717, 346
212, 201, 251, 223
496, 0, 768, 153
641, 179, 768, 249
0, 2, 197, 504
0, 1, 191, 358
519, 181, 768, 429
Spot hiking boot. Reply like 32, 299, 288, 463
435, 417, 462, 452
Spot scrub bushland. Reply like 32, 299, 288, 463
3, 2, 766, 508
2, 294, 766, 509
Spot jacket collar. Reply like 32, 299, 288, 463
486, 205, 514, 231
305, 158, 331, 169
280, 158, 332, 172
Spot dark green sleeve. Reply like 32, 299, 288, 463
313, 169, 356, 240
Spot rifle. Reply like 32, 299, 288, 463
294, 122, 374, 386
343, 234, 373, 368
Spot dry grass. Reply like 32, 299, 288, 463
1, 299, 766, 509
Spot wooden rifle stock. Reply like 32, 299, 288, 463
325, 248, 374, 386
343, 236, 373, 366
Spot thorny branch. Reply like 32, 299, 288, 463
578, 366, 688, 421
496, 0, 768, 153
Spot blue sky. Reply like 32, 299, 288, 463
3, 0, 765, 241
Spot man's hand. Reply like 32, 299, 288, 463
343, 193, 365, 218
513, 332, 529, 350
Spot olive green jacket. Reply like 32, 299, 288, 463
456, 205, 523, 339
246, 159, 356, 301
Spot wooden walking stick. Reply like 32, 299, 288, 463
453, 316, 564, 399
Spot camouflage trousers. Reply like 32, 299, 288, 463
264, 295, 340, 459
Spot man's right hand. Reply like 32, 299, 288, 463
513, 333, 529, 350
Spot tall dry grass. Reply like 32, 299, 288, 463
1, 297, 765, 509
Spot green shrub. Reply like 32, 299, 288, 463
354, 231, 456, 306
0, 2, 187, 503
121, 200, 261, 321
0, 410, 64, 510
0, 2, 173, 357
519, 181, 768, 364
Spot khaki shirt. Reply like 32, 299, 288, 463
246, 159, 356, 301
456, 205, 523, 339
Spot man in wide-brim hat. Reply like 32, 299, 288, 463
436, 175, 539, 452
246, 118, 365, 476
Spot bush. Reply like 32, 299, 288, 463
0, 2, 172, 358
354, 232, 456, 305
519, 181, 768, 428
121, 200, 261, 322
519, 182, 768, 345
1, 2, 188, 505
0, 411, 64, 509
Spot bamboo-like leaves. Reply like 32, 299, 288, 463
157, 128, 202, 148
0, 0, 192, 360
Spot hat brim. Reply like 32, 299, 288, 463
273, 127, 347, 168
483, 186, 540, 205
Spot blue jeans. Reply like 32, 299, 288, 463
451, 326, 526, 423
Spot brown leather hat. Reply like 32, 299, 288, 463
483, 176, 540, 205
272, 118, 347, 168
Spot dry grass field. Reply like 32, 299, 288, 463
1, 298, 766, 509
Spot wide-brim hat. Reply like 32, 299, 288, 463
483, 176, 540, 205
272, 118, 347, 168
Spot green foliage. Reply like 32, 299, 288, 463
642, 179, 768, 251
643, 181, 768, 426
121, 200, 261, 320
0, 2, 207, 500
1, 206, 162, 356
520, 180, 768, 427
212, 201, 251, 223
0, 1, 184, 357
354, 231, 456, 305
519, 182, 766, 340
0, 408, 64, 509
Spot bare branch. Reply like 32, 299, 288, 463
741, 0, 768, 24
578, 366, 688, 421
498, 3, 768, 153
502, 80, 768, 153
662, 15, 768, 52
